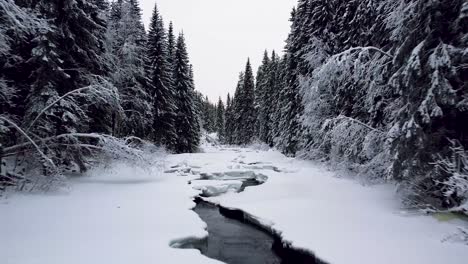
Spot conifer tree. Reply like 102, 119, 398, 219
231, 60, 257, 145
21, 0, 116, 136
2, 0, 121, 172
215, 97, 226, 141
255, 51, 271, 142
173, 33, 200, 153
107, 0, 152, 138
242, 59, 257, 144
146, 3, 177, 150
167, 22, 176, 69
265, 51, 282, 147
224, 93, 233, 144
231, 72, 244, 144
200, 96, 216, 133
276, 3, 308, 156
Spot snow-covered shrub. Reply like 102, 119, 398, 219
201, 133, 219, 146
248, 139, 271, 151
96, 135, 165, 170
300, 44, 392, 180
433, 141, 468, 209
1, 127, 164, 193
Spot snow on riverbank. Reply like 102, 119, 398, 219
177, 146, 468, 264
2, 144, 467, 264
0, 160, 221, 264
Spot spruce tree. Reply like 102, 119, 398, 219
146, 3, 177, 150
215, 97, 226, 141
0, 0, 46, 144
276, 4, 308, 156
4, 0, 120, 172
107, 0, 152, 139
264, 51, 282, 147
231, 72, 244, 144
173, 33, 200, 153
22, 0, 116, 137
224, 93, 233, 144
201, 96, 216, 133
255, 51, 271, 143
167, 22, 176, 69
239, 59, 257, 145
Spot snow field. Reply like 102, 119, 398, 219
0, 161, 221, 264
179, 147, 468, 264
2, 145, 468, 264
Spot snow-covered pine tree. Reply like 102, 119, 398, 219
275, 3, 310, 156
224, 93, 234, 144
18, 0, 121, 172
230, 72, 244, 145
289, 0, 467, 210
215, 97, 226, 142
255, 51, 271, 143
167, 22, 176, 71
385, 0, 468, 209
265, 51, 283, 147
200, 96, 216, 133
110, 0, 123, 21
146, 3, 178, 151
188, 64, 202, 140
236, 59, 256, 145
107, 0, 153, 139
173, 33, 200, 153
0, 0, 49, 144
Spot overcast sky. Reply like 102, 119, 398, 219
139, 0, 297, 102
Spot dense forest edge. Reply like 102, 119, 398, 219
219, 0, 467, 213
0, 0, 201, 191
1, 0, 468, 214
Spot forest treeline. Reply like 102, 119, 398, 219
1, 0, 467, 211
219, 0, 467, 211
0, 0, 201, 189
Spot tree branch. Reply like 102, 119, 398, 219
334, 115, 385, 134
3, 133, 105, 154
0, 116, 57, 171
335, 46, 394, 60
26, 86, 95, 132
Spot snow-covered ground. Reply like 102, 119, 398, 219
171, 145, 468, 264
1, 143, 468, 264
0, 160, 221, 264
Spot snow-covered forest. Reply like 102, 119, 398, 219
224, 0, 468, 212
1, 0, 201, 190
1, 0, 468, 263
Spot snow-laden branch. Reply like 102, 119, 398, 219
332, 115, 385, 134
0, 116, 57, 171
334, 46, 394, 60
26, 86, 95, 132
3, 133, 145, 157
0, 0, 32, 30
3, 133, 106, 154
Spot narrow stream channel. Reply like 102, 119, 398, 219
194, 200, 282, 264
180, 172, 326, 264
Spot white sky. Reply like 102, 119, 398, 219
139, 0, 297, 102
